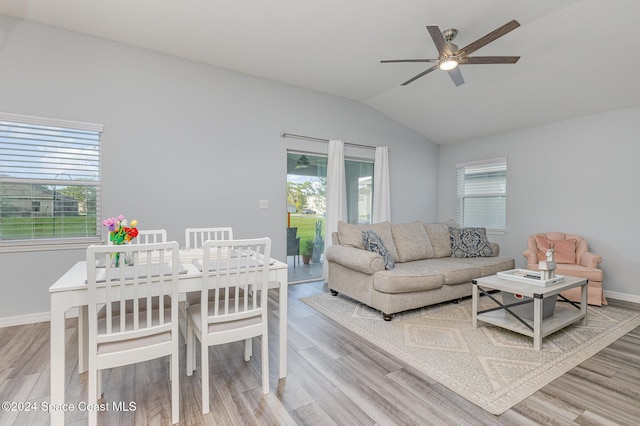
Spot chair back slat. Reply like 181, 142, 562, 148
132, 229, 168, 244
185, 227, 233, 250
107, 229, 167, 245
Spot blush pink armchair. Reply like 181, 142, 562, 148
523, 232, 607, 306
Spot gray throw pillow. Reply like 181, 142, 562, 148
449, 227, 494, 258
362, 230, 395, 270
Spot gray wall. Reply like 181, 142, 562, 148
438, 106, 640, 301
0, 16, 438, 319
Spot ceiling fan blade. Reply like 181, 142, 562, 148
380, 59, 439, 63
447, 67, 465, 86
427, 26, 452, 56
401, 64, 439, 86
460, 56, 520, 64
456, 20, 520, 57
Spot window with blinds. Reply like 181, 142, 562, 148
456, 157, 507, 231
0, 112, 103, 252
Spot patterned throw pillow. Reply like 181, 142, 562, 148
449, 227, 494, 258
362, 230, 395, 270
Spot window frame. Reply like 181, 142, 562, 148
456, 157, 507, 234
0, 112, 103, 253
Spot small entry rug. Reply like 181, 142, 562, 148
301, 293, 640, 414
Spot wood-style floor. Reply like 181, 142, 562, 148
1, 281, 639, 425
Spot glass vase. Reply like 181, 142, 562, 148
111, 244, 133, 267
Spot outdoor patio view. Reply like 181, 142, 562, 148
286, 152, 373, 283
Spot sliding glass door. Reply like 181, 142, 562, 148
286, 152, 373, 283
345, 159, 374, 224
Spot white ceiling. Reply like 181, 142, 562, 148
1, 0, 639, 144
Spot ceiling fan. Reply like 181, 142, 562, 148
381, 19, 520, 87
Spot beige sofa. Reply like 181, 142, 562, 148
325, 220, 515, 320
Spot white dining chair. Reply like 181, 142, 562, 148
86, 242, 181, 425
183, 227, 255, 355
186, 238, 271, 414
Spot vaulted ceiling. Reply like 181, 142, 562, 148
1, 0, 639, 144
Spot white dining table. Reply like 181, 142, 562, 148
48, 250, 288, 425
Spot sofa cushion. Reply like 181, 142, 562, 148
449, 227, 494, 258
391, 222, 435, 262
534, 235, 577, 264
423, 220, 457, 258
338, 221, 399, 262
436, 256, 516, 278
373, 263, 444, 293
362, 230, 395, 270
410, 259, 481, 285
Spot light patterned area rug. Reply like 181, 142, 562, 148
301, 293, 640, 414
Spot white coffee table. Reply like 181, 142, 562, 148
472, 274, 588, 350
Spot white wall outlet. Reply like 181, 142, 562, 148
259, 200, 269, 209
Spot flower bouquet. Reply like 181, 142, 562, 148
102, 214, 139, 266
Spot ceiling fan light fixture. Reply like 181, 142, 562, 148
381, 20, 520, 86
439, 58, 458, 71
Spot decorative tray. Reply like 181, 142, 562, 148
497, 269, 565, 287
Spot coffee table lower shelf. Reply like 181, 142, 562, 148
475, 304, 586, 339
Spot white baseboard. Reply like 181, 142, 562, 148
0, 311, 49, 328
0, 307, 79, 328
605, 290, 640, 304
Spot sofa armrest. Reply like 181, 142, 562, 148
523, 248, 537, 265
490, 242, 500, 257
579, 251, 602, 268
325, 245, 385, 275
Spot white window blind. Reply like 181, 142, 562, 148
0, 112, 103, 252
456, 157, 507, 231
